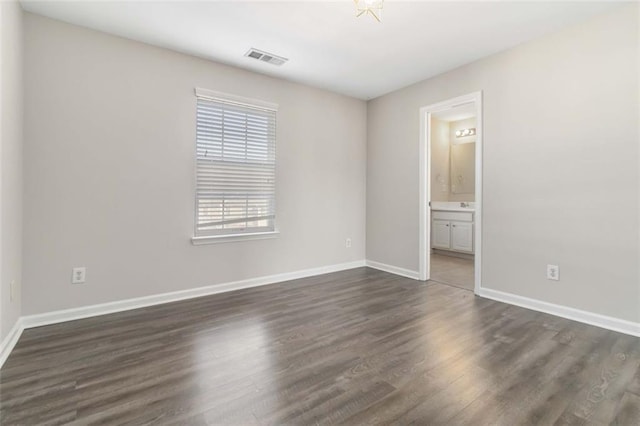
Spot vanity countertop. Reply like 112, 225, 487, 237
430, 202, 475, 213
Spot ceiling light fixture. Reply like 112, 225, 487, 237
354, 0, 383, 23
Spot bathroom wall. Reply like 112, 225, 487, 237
430, 118, 450, 202
430, 117, 476, 203
449, 117, 476, 202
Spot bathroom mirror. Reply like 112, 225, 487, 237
450, 142, 475, 194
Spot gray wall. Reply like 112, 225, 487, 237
367, 5, 639, 322
0, 0, 24, 341
23, 14, 367, 315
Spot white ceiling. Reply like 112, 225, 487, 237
21, 1, 624, 100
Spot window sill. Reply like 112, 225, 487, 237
191, 231, 280, 245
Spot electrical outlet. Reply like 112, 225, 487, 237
72, 267, 86, 284
346, 238, 352, 248
546, 264, 559, 281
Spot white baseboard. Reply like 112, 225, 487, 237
20, 260, 366, 330
7, 261, 635, 370
0, 317, 24, 369
365, 260, 421, 280
478, 287, 640, 338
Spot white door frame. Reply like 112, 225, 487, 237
418, 91, 483, 294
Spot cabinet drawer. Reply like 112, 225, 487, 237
431, 211, 473, 222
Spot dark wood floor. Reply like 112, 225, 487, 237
1, 267, 639, 425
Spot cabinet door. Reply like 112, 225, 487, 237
451, 221, 473, 252
432, 220, 451, 249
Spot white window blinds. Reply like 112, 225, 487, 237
195, 88, 277, 237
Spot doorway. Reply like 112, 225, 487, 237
419, 92, 482, 293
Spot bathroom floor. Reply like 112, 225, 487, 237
430, 253, 474, 291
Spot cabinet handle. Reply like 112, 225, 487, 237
445, 224, 449, 227
452, 225, 456, 227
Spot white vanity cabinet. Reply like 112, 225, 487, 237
431, 210, 474, 254
451, 221, 473, 252
432, 220, 452, 249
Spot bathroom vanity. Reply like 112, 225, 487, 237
431, 202, 474, 254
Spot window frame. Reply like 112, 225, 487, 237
191, 88, 279, 245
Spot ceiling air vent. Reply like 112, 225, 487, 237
245, 48, 288, 66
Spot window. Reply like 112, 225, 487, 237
194, 88, 277, 241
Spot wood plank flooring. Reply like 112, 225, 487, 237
430, 253, 474, 291
1, 267, 639, 425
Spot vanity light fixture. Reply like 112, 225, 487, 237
354, 0, 384, 22
455, 128, 476, 138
